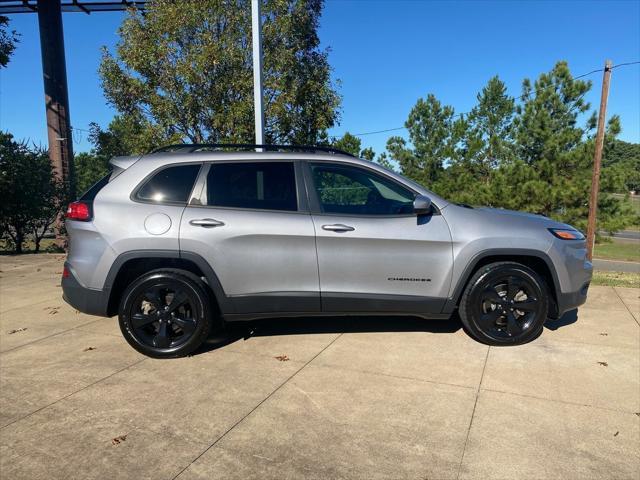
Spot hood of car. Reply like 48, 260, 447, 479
474, 206, 572, 229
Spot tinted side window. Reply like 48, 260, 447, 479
136, 164, 201, 204
207, 162, 297, 211
311, 163, 414, 215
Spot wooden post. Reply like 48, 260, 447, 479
37, 0, 75, 247
586, 60, 612, 261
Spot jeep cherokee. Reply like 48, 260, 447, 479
61, 144, 592, 358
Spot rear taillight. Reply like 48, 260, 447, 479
62, 266, 70, 278
65, 201, 91, 221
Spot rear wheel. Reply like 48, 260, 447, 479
118, 269, 217, 358
459, 262, 548, 345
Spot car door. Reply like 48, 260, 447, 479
180, 160, 320, 314
305, 161, 453, 314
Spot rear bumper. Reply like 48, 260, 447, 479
61, 263, 111, 317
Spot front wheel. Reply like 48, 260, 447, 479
459, 262, 549, 346
118, 269, 217, 358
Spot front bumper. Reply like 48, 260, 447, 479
546, 236, 593, 318
61, 263, 110, 317
553, 280, 591, 318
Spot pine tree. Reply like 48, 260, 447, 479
386, 94, 464, 186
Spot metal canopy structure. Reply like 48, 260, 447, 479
0, 1, 148, 14
2, 0, 148, 244
1, 0, 148, 205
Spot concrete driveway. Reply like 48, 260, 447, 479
0, 254, 638, 480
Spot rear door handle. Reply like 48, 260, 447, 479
189, 218, 225, 228
322, 223, 355, 232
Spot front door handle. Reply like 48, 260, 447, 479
189, 218, 225, 228
322, 223, 355, 232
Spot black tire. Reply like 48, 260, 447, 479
118, 269, 218, 358
459, 262, 549, 346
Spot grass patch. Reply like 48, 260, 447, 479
0, 238, 62, 255
591, 271, 639, 288
594, 241, 640, 262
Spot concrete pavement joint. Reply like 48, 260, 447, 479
479, 387, 640, 416
612, 287, 640, 327
0, 358, 147, 430
171, 332, 345, 480
0, 318, 112, 355
308, 361, 478, 392
455, 346, 490, 480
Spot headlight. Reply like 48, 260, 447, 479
548, 228, 585, 240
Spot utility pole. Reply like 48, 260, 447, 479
586, 59, 613, 261
37, 0, 74, 245
251, 0, 265, 150
37, 0, 74, 194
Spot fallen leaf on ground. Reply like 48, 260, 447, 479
274, 355, 289, 362
597, 361, 608, 367
614, 431, 619, 437
111, 435, 127, 445
83, 347, 96, 352
7, 328, 27, 335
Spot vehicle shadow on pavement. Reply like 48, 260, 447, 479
196, 315, 462, 355
544, 309, 578, 331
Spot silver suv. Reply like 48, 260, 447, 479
61, 145, 592, 358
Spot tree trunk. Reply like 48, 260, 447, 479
15, 230, 23, 254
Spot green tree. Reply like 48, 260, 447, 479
385, 61, 636, 234
331, 132, 375, 159
0, 16, 19, 68
464, 76, 516, 181
74, 115, 170, 194
603, 139, 640, 193
386, 94, 465, 186
74, 152, 108, 195
0, 133, 63, 253
99, 0, 340, 147
507, 62, 634, 231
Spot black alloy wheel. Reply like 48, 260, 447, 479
130, 284, 197, 349
459, 262, 549, 345
119, 269, 215, 358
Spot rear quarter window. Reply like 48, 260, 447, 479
135, 164, 201, 204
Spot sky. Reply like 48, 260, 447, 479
1, 0, 639, 156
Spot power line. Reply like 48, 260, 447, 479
334, 60, 639, 139
69, 61, 640, 142
352, 127, 406, 136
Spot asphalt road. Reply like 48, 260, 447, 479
601, 230, 640, 241
593, 258, 640, 273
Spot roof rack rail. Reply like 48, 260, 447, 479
150, 143, 356, 157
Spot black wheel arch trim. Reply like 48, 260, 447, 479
103, 249, 235, 315
443, 248, 562, 318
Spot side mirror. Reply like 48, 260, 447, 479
413, 194, 432, 215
